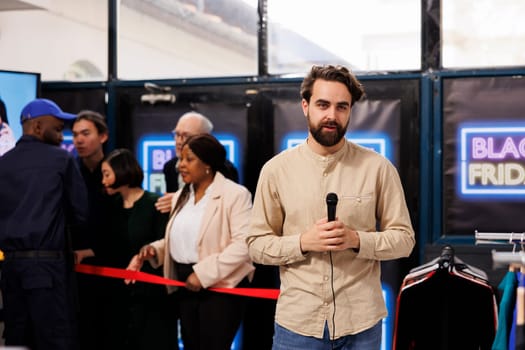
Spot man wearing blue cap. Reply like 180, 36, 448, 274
0, 98, 88, 350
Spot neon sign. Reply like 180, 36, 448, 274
459, 124, 525, 197
281, 131, 393, 162
137, 133, 239, 193
382, 284, 393, 350
61, 132, 77, 155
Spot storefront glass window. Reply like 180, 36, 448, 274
267, 0, 421, 75
442, 0, 525, 69
118, 0, 258, 80
0, 0, 108, 81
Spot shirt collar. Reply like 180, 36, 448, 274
300, 139, 348, 164
189, 181, 214, 196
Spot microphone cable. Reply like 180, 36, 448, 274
325, 192, 338, 349
329, 251, 336, 350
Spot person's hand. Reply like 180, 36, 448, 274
299, 218, 360, 253
137, 244, 156, 260
125, 254, 144, 285
185, 272, 203, 292
155, 193, 174, 214
125, 245, 156, 284
74, 249, 95, 264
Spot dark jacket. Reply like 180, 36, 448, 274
0, 135, 88, 252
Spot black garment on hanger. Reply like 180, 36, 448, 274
393, 246, 497, 350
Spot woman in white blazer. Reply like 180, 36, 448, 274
127, 133, 254, 350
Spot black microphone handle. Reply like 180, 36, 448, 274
326, 193, 338, 222
327, 205, 336, 222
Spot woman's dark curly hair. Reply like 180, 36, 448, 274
171, 133, 233, 216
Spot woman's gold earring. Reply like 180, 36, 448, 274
206, 168, 210, 175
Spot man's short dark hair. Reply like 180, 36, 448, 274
300, 65, 365, 106
74, 110, 108, 135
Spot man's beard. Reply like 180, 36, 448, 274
42, 130, 61, 146
308, 114, 348, 147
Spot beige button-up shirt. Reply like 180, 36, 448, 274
247, 141, 415, 339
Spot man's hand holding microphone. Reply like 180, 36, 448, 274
299, 193, 360, 253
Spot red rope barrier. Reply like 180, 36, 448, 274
75, 264, 280, 300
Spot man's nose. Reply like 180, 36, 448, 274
327, 106, 338, 118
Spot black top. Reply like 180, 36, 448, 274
72, 157, 110, 254
100, 191, 168, 297
162, 157, 180, 193
0, 135, 88, 252
163, 156, 239, 192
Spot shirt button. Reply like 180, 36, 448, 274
324, 276, 329, 281
357, 197, 361, 202
323, 173, 327, 177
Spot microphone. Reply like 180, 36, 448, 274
326, 192, 338, 222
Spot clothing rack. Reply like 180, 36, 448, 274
475, 230, 525, 269
393, 244, 497, 349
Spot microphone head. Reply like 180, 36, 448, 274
326, 192, 338, 205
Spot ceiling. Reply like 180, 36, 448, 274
0, 0, 44, 11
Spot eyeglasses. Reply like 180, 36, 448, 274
171, 131, 193, 140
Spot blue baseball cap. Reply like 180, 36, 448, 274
20, 98, 76, 124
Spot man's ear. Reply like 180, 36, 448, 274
100, 132, 109, 144
33, 119, 42, 135
301, 98, 309, 118
22, 119, 38, 136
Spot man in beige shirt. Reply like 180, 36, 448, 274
247, 65, 415, 350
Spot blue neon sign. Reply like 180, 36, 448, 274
281, 131, 393, 162
458, 123, 525, 198
61, 132, 77, 156
382, 284, 394, 350
137, 133, 239, 193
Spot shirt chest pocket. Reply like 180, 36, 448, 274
338, 193, 376, 229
